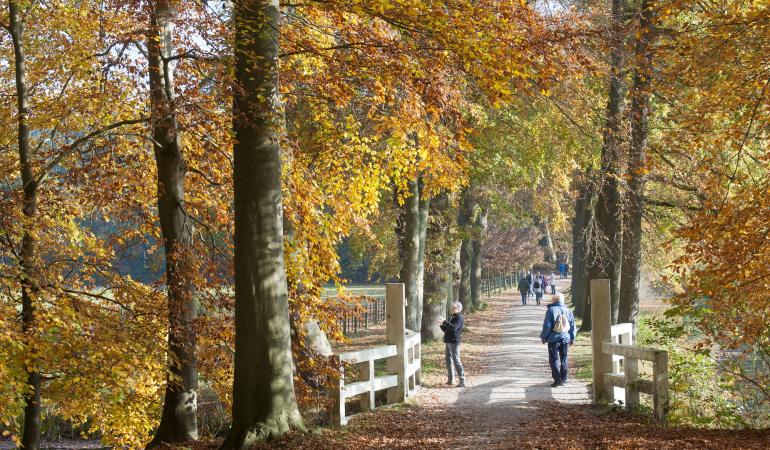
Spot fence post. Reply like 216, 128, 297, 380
653, 350, 670, 424
358, 359, 375, 412
591, 278, 614, 405
331, 355, 346, 425
386, 283, 407, 404
625, 357, 640, 409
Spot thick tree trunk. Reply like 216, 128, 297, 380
415, 177, 430, 331
470, 208, 487, 308
572, 171, 594, 329
451, 244, 461, 315
588, 0, 627, 326
222, 1, 303, 447
421, 193, 450, 342
571, 170, 592, 316
147, 2, 199, 446
10, 2, 41, 448
619, 0, 655, 327
396, 178, 421, 331
457, 189, 475, 313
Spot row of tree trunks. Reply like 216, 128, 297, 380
578, 0, 655, 332
457, 189, 474, 312
9, 2, 42, 448
222, 0, 304, 447
571, 169, 594, 327
146, 2, 199, 446
470, 208, 487, 309
586, 0, 627, 326
619, 0, 655, 326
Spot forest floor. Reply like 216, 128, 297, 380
9, 280, 769, 449
239, 278, 770, 449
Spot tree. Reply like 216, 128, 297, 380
222, 0, 304, 446
587, 0, 627, 325
146, 0, 199, 445
619, 0, 656, 327
7, 2, 42, 447
421, 191, 454, 341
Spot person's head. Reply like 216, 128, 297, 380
537, 271, 541, 276
451, 302, 463, 315
551, 293, 564, 304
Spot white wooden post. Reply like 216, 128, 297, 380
624, 357, 640, 409
591, 279, 614, 404
386, 283, 407, 404
358, 360, 374, 411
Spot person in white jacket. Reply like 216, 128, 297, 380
548, 272, 557, 295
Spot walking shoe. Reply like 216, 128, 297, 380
550, 381, 562, 388
445, 381, 453, 386
457, 382, 466, 388
561, 380, 569, 386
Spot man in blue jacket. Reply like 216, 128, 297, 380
540, 293, 576, 387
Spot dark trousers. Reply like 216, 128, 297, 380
551, 284, 556, 295
520, 291, 527, 305
445, 343, 466, 384
548, 341, 569, 383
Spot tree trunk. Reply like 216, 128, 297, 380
10, 3, 41, 448
571, 170, 594, 321
396, 178, 421, 331
146, 3, 199, 446
451, 243, 461, 315
415, 177, 430, 332
222, 1, 303, 447
587, 0, 627, 326
421, 192, 449, 342
543, 219, 558, 264
619, 0, 655, 327
470, 208, 487, 308
457, 189, 475, 313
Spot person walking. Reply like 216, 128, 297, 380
549, 272, 557, 295
533, 272, 544, 305
526, 270, 534, 303
517, 275, 529, 305
439, 302, 466, 387
540, 293, 576, 387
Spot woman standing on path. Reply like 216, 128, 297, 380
439, 302, 466, 387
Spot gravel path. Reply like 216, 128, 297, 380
417, 277, 591, 447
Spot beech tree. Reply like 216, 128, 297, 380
221, 0, 304, 446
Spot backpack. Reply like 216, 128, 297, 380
553, 310, 570, 333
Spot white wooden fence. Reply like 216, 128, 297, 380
331, 283, 421, 425
591, 279, 670, 424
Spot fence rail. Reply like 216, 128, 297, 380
331, 283, 421, 425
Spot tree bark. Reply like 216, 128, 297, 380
619, 0, 655, 327
421, 192, 449, 342
457, 189, 475, 313
470, 208, 487, 308
9, 2, 41, 448
572, 171, 594, 329
222, 1, 303, 447
147, 2, 199, 446
415, 177, 430, 331
396, 178, 421, 331
451, 243, 461, 315
543, 219, 558, 264
588, 0, 627, 326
